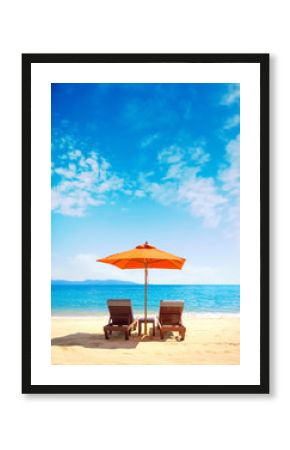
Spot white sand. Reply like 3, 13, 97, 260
51, 315, 240, 365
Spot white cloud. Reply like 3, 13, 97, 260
52, 190, 105, 217
137, 138, 240, 232
146, 180, 178, 205
163, 163, 184, 180
220, 84, 240, 106
52, 150, 124, 216
140, 133, 159, 147
223, 114, 240, 130
158, 145, 183, 164
219, 135, 240, 237
67, 149, 82, 160
189, 146, 210, 164
52, 133, 78, 153
54, 164, 76, 179
178, 176, 227, 227
140, 144, 226, 227
135, 189, 145, 198
158, 144, 210, 170
219, 135, 240, 195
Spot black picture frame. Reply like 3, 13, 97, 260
22, 53, 269, 394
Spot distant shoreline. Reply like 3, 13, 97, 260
52, 279, 139, 286
52, 281, 240, 286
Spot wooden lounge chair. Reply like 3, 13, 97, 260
157, 300, 186, 341
104, 299, 138, 340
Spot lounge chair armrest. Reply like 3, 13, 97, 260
127, 319, 138, 330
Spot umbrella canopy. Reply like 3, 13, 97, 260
97, 242, 185, 334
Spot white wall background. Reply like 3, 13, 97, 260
0, 1, 286, 449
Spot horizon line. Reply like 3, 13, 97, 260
51, 279, 240, 285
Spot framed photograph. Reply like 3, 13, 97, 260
22, 53, 269, 394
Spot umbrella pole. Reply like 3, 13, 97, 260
144, 264, 148, 335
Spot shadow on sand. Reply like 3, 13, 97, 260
51, 331, 177, 349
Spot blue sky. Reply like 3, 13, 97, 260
51, 83, 240, 284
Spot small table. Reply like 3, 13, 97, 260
138, 317, 156, 336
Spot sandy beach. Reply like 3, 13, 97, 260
51, 315, 240, 365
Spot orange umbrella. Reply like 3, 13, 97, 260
97, 242, 186, 334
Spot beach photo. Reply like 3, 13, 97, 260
22, 53, 268, 393
51, 81, 240, 365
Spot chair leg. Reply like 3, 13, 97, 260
180, 328, 185, 341
104, 328, 109, 340
125, 330, 129, 340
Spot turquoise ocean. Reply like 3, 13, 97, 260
51, 284, 240, 316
